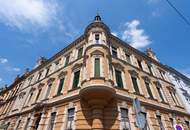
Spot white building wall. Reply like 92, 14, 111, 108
168, 72, 190, 113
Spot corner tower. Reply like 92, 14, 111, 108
80, 15, 116, 130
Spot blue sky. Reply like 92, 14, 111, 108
0, 0, 190, 87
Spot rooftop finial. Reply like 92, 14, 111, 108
94, 12, 101, 22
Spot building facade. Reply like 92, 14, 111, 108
0, 15, 190, 130
166, 66, 190, 114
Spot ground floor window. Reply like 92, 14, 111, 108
67, 108, 75, 130
120, 108, 130, 130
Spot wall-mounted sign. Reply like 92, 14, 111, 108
174, 124, 184, 130
133, 98, 146, 129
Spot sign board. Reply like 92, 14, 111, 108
133, 98, 146, 129
174, 124, 184, 130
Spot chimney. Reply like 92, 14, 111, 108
145, 48, 159, 61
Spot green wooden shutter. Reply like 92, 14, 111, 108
94, 58, 100, 77
65, 55, 70, 66
72, 71, 80, 88
78, 47, 83, 59
57, 78, 65, 95
132, 77, 140, 94
115, 70, 123, 88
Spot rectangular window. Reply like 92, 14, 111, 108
57, 78, 65, 95
47, 112, 57, 130
4, 122, 10, 130
55, 61, 60, 70
67, 108, 75, 130
45, 84, 52, 99
94, 58, 100, 77
125, 53, 131, 63
148, 65, 153, 75
157, 87, 165, 102
145, 82, 154, 99
16, 120, 21, 130
24, 118, 30, 130
115, 70, 123, 88
37, 72, 42, 81
34, 114, 42, 130
72, 70, 80, 88
78, 47, 83, 59
120, 108, 131, 130
142, 113, 150, 130
137, 60, 143, 70
170, 118, 174, 127
112, 46, 117, 58
28, 92, 33, 104
65, 55, 70, 66
170, 91, 180, 105
156, 115, 165, 130
35, 89, 42, 102
45, 67, 50, 77
95, 34, 100, 44
131, 76, 140, 94
185, 121, 190, 130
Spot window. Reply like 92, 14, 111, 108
169, 118, 174, 127
95, 34, 100, 44
35, 89, 42, 102
16, 120, 21, 130
66, 108, 75, 130
72, 70, 80, 88
137, 60, 143, 70
28, 76, 33, 85
145, 82, 154, 99
28, 92, 33, 104
94, 58, 100, 77
142, 113, 150, 130
131, 76, 140, 94
45, 67, 50, 77
65, 55, 70, 66
77, 47, 83, 59
47, 112, 57, 130
37, 72, 42, 81
170, 91, 180, 106
55, 61, 60, 70
57, 78, 65, 95
24, 118, 30, 130
148, 65, 153, 75
125, 53, 131, 63
185, 121, 190, 130
115, 69, 123, 88
4, 122, 10, 130
120, 108, 131, 130
34, 114, 42, 130
112, 46, 117, 58
156, 87, 165, 102
156, 115, 165, 130
45, 84, 52, 99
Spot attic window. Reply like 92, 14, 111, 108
95, 34, 100, 44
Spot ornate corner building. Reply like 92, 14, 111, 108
0, 15, 190, 130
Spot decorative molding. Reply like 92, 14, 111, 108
72, 63, 83, 72
142, 76, 151, 83
153, 81, 162, 88
38, 83, 45, 88
47, 77, 55, 84
90, 50, 104, 57
128, 70, 139, 77
112, 62, 124, 72
58, 71, 67, 78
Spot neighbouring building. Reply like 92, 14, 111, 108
166, 66, 190, 114
0, 15, 190, 130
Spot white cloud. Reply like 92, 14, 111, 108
0, 58, 8, 64
13, 67, 21, 72
121, 20, 151, 49
0, 0, 59, 31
